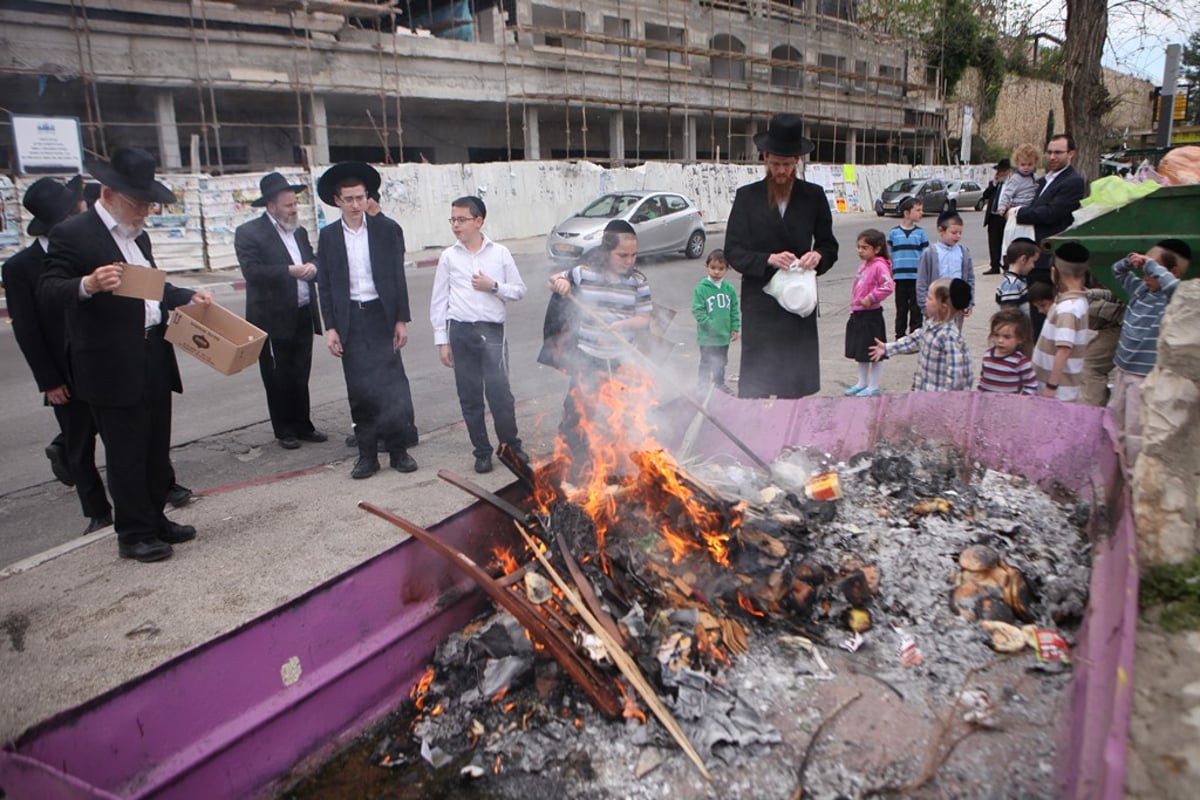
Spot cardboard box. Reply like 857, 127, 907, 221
112, 263, 165, 301
165, 301, 267, 375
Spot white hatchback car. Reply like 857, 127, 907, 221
546, 191, 707, 262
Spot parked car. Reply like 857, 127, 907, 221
546, 191, 706, 262
873, 177, 950, 217
946, 179, 985, 211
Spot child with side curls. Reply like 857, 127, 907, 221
868, 278, 973, 391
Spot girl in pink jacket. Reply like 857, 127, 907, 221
844, 229, 896, 396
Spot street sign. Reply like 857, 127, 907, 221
10, 115, 84, 175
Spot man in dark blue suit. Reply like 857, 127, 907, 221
40, 148, 214, 562
315, 162, 418, 479
3, 176, 113, 534
235, 173, 325, 450
1016, 133, 1087, 337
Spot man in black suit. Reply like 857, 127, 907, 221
234, 173, 326, 450
725, 113, 839, 399
3, 176, 113, 535
979, 158, 1012, 274
1016, 133, 1088, 337
40, 147, 214, 562
315, 162, 419, 479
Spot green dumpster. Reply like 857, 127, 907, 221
1046, 184, 1200, 301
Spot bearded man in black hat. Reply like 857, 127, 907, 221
39, 147, 214, 563
234, 173, 325, 450
315, 162, 419, 479
725, 113, 839, 398
2, 176, 114, 535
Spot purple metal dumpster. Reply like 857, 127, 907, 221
0, 393, 1136, 799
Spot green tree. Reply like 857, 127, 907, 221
1183, 29, 1200, 125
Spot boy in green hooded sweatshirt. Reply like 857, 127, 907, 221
692, 249, 741, 392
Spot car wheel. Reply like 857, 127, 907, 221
685, 230, 706, 259
974, 198, 985, 211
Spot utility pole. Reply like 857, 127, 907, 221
1156, 44, 1182, 148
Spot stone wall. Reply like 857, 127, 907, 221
1133, 280, 1200, 566
947, 67, 1154, 155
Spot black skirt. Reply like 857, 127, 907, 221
845, 308, 886, 362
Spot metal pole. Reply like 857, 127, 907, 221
1156, 44, 1182, 149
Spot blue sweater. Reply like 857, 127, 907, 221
1113, 257, 1182, 375
887, 225, 928, 282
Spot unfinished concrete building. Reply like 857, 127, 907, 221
0, 0, 946, 173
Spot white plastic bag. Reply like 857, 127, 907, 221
1001, 211, 1036, 255
763, 267, 818, 317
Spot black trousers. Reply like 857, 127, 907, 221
52, 397, 111, 519
90, 332, 174, 546
258, 306, 316, 439
448, 320, 520, 458
892, 280, 922, 337
985, 214, 1006, 271
697, 345, 730, 388
341, 300, 417, 458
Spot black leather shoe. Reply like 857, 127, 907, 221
352, 457, 380, 479
474, 454, 494, 474
46, 444, 74, 487
511, 449, 531, 466
390, 450, 418, 473
278, 437, 301, 450
298, 430, 328, 443
981, 268, 1001, 275
166, 484, 193, 508
160, 520, 196, 544
118, 538, 173, 563
83, 514, 113, 535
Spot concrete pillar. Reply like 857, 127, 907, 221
683, 115, 697, 161
524, 105, 541, 160
744, 119, 759, 161
609, 110, 625, 166
154, 91, 182, 170
309, 95, 330, 166
847, 129, 857, 165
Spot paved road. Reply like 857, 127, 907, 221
0, 210, 992, 565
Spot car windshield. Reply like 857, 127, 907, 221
885, 179, 921, 193
948, 182, 961, 190
578, 194, 643, 218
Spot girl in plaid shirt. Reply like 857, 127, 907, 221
869, 278, 973, 391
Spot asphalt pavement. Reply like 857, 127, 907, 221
0, 210, 1001, 744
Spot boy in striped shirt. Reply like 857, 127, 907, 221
886, 198, 928, 337
1032, 243, 1090, 401
1108, 239, 1191, 470
979, 307, 1037, 394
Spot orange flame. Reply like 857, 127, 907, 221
492, 547, 520, 575
490, 687, 509, 704
695, 625, 732, 668
493, 754, 503, 775
737, 591, 765, 617
616, 680, 648, 724
409, 666, 435, 711
501, 701, 516, 714
429, 704, 444, 717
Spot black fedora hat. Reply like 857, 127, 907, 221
993, 158, 1012, 171
251, 172, 307, 207
86, 147, 176, 205
316, 162, 381, 207
24, 175, 84, 236
753, 114, 815, 158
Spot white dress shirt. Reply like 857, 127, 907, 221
92, 199, 160, 327
1039, 167, 1067, 195
342, 220, 378, 302
268, 212, 310, 307
429, 236, 526, 346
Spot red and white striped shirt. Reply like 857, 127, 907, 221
979, 348, 1038, 395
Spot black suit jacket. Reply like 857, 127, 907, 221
1015, 165, 1086, 244
316, 214, 410, 342
3, 242, 68, 392
39, 209, 195, 407
234, 213, 321, 340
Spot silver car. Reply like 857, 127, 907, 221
946, 180, 986, 211
546, 191, 707, 262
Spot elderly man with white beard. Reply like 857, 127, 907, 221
235, 173, 326, 450
40, 147, 214, 563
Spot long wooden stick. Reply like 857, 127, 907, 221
516, 522, 713, 781
562, 291, 772, 474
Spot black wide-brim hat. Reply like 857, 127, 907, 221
753, 113, 816, 158
993, 158, 1012, 171
251, 172, 307, 207
24, 175, 84, 236
316, 162, 381, 207
85, 147, 177, 205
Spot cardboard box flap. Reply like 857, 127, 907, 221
112, 263, 166, 301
